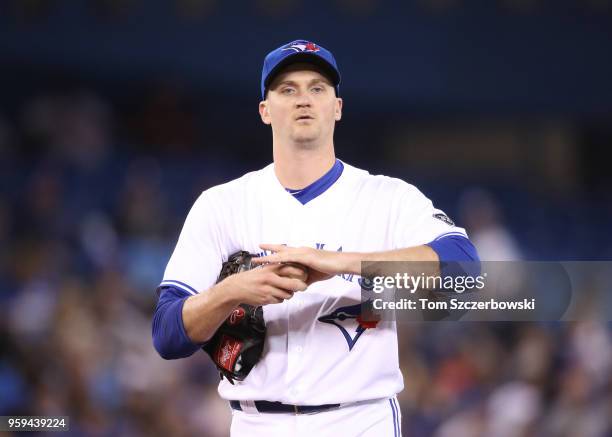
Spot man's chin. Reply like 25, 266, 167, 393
290, 133, 319, 148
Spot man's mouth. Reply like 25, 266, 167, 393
295, 115, 314, 121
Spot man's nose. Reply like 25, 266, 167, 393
295, 91, 312, 107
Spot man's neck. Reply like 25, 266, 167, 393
273, 143, 336, 190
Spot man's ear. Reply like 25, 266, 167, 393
259, 101, 271, 125
334, 98, 343, 121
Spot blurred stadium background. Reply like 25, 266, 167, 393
0, 1, 611, 436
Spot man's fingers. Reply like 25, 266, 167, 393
266, 295, 285, 305
277, 264, 308, 281
250, 265, 306, 288
252, 244, 297, 265
252, 253, 281, 264
255, 251, 311, 267
264, 270, 307, 291
262, 286, 294, 304
270, 275, 308, 292
271, 288, 295, 301
259, 243, 287, 252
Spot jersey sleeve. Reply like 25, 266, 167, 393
159, 191, 224, 295
152, 286, 206, 359
392, 182, 467, 249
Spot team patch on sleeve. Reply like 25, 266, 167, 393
433, 212, 455, 226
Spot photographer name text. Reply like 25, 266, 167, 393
372, 298, 536, 311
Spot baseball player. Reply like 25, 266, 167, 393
152, 39, 479, 436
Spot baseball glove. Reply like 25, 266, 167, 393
202, 251, 266, 385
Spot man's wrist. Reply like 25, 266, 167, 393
341, 252, 364, 275
210, 280, 242, 307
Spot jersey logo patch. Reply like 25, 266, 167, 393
318, 302, 378, 351
433, 212, 455, 227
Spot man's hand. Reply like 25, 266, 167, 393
277, 263, 309, 283
219, 263, 308, 306
252, 244, 358, 285
182, 254, 309, 344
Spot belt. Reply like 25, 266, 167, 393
230, 400, 340, 415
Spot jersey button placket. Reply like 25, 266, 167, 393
287, 199, 308, 401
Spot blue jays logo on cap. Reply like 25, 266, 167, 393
261, 39, 341, 99
282, 41, 320, 53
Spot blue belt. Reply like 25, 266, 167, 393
230, 400, 340, 414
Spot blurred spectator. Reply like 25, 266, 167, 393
21, 92, 113, 170
458, 188, 522, 261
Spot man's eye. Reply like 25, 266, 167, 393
312, 87, 323, 93
281, 88, 295, 95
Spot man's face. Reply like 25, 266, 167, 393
259, 63, 342, 148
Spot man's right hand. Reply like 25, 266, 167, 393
219, 263, 309, 306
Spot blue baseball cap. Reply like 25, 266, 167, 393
261, 39, 341, 100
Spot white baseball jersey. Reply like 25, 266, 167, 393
160, 160, 467, 405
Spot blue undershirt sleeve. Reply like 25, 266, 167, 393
152, 286, 207, 360
426, 235, 481, 278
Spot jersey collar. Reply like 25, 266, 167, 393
285, 159, 344, 205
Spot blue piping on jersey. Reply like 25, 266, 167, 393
285, 159, 344, 205
394, 398, 402, 436
159, 279, 198, 295
390, 398, 399, 437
